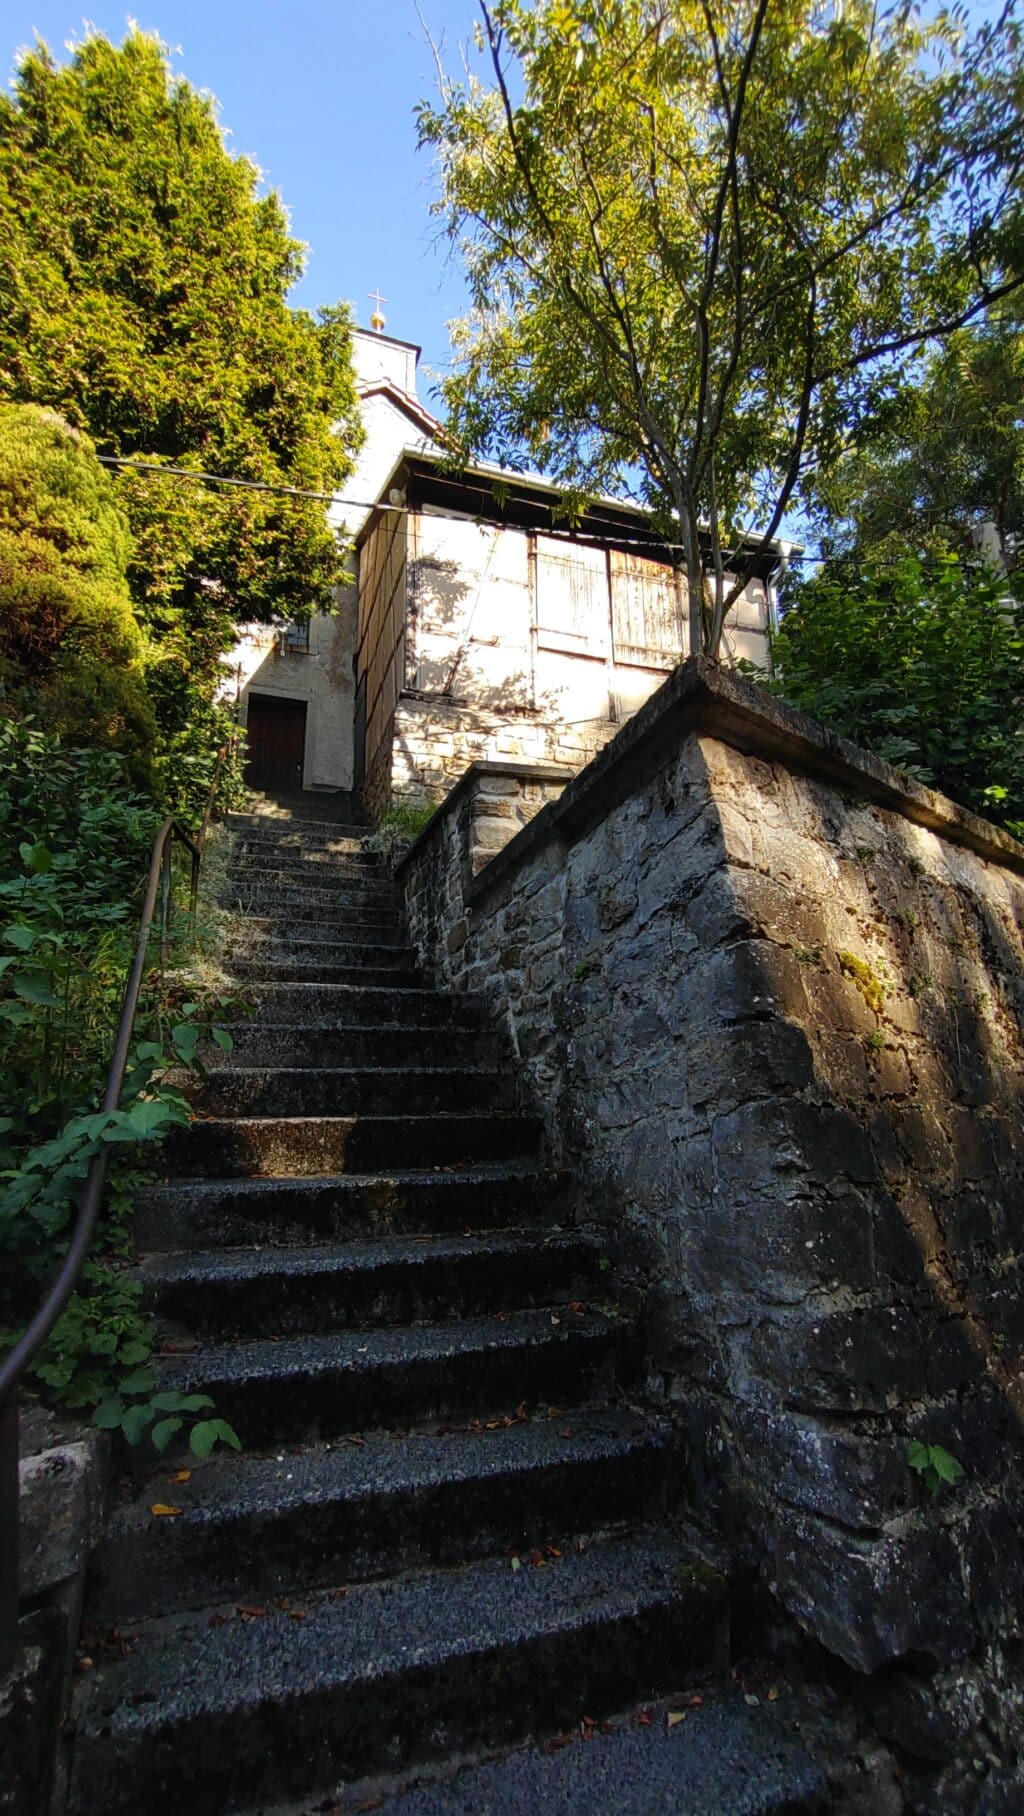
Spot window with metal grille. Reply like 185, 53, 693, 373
280, 620, 310, 653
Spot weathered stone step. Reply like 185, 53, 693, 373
151, 1307, 619, 1447
225, 868, 397, 904
135, 1165, 570, 1251
139, 1230, 598, 1339
224, 893, 394, 927
69, 1531, 724, 1815
165, 1112, 542, 1178
228, 912, 405, 946
227, 806, 363, 831
227, 810, 366, 838
228, 958, 422, 987
367, 1689, 827, 1816
180, 1066, 515, 1119
200, 1023, 501, 1071
227, 984, 486, 1028
88, 1405, 665, 1624
225, 940, 412, 973
231, 841, 380, 870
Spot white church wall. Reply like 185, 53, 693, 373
222, 325, 439, 795
227, 592, 357, 790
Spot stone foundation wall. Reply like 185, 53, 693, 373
399, 658, 1024, 1674
388, 696, 617, 811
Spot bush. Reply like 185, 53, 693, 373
0, 404, 155, 776
0, 719, 238, 1453
765, 555, 1024, 836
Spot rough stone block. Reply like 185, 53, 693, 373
19, 1436, 104, 1599
772, 1509, 976, 1671
732, 1403, 909, 1529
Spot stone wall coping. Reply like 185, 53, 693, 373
400, 656, 1024, 903
396, 759, 576, 869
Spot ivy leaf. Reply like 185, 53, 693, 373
119, 1367, 157, 1395
189, 1417, 241, 1457
210, 1027, 234, 1051
3, 924, 36, 950
19, 840, 52, 873
151, 1416, 183, 1452
121, 1402, 158, 1445
930, 1445, 965, 1485
93, 1398, 126, 1429
13, 971, 59, 1007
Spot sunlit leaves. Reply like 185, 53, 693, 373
420, 0, 1024, 652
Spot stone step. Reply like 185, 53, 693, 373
227, 808, 366, 836
88, 1405, 665, 1624
231, 842, 380, 870
135, 1165, 571, 1251
223, 893, 395, 927
180, 1067, 515, 1119
225, 984, 486, 1027
228, 958, 422, 988
228, 912, 405, 946
231, 861, 386, 893
165, 1113, 542, 1178
225, 941, 413, 973
139, 1230, 599, 1339
69, 1531, 725, 1815
366, 1689, 828, 1816
151, 1307, 619, 1447
200, 1023, 501, 1071
225, 868, 397, 904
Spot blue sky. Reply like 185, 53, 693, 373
1, 1, 483, 407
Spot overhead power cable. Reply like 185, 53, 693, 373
95, 452, 790, 566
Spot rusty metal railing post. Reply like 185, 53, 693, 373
159, 836, 173, 969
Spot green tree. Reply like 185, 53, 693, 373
0, 404, 155, 773
418, 0, 1024, 657
812, 308, 1024, 568
764, 555, 1024, 834
0, 29, 361, 782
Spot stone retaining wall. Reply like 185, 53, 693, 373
398, 657, 1024, 1674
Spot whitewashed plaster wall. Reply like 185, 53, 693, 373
223, 328, 439, 792
385, 506, 772, 804
227, 603, 356, 791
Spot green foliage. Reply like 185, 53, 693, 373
907, 1441, 966, 1497
0, 28, 362, 817
765, 556, 1024, 835
0, 404, 155, 774
814, 308, 1024, 567
368, 799, 441, 866
0, 719, 237, 1452
419, 0, 1024, 655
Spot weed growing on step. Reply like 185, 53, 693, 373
368, 798, 441, 868
907, 1441, 965, 1496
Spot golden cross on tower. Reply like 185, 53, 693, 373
368, 288, 387, 333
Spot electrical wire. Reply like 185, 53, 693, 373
95, 452, 791, 566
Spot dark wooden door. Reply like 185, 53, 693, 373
245, 694, 307, 790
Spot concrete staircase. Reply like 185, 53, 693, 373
67, 809, 824, 1814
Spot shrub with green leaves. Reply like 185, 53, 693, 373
0, 718, 239, 1456
765, 556, 1024, 837
0, 403, 155, 778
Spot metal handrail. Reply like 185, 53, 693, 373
0, 759, 227, 1673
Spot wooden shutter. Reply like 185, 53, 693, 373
610, 551, 684, 667
535, 536, 609, 656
